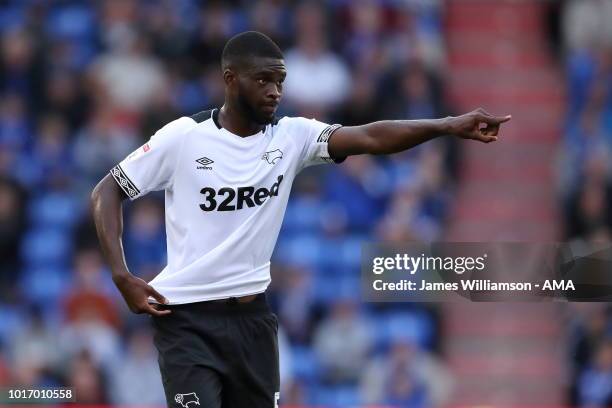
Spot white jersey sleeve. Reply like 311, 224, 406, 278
291, 117, 344, 170
110, 117, 193, 200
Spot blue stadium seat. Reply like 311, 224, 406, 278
0, 303, 26, 346
381, 310, 435, 350
290, 345, 320, 382
0, 5, 24, 32
312, 275, 360, 305
276, 233, 323, 267
46, 5, 95, 41
20, 266, 70, 305
175, 80, 209, 114
283, 197, 326, 234
21, 227, 72, 267
28, 192, 82, 229
311, 384, 360, 407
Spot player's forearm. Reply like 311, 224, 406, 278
90, 175, 132, 282
360, 118, 450, 155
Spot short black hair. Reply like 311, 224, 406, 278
221, 31, 283, 70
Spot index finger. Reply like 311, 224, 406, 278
145, 303, 172, 316
148, 286, 169, 305
480, 114, 512, 125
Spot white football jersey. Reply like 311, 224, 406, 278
110, 108, 343, 304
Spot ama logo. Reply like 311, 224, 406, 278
262, 149, 283, 165
174, 392, 200, 408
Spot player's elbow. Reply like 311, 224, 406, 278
90, 179, 107, 214
90, 175, 121, 212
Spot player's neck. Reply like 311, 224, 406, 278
218, 104, 265, 137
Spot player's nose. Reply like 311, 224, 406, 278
266, 85, 281, 101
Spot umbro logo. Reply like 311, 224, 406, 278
262, 149, 283, 165
196, 157, 213, 170
196, 157, 213, 166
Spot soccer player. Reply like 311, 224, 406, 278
91, 31, 510, 408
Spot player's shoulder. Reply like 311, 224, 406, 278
276, 116, 311, 126
153, 110, 213, 140
189, 109, 215, 124
275, 116, 321, 132
275, 116, 339, 144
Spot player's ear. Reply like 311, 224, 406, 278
223, 68, 235, 86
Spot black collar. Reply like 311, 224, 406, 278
211, 108, 222, 129
211, 107, 280, 131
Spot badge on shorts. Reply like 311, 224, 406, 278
174, 392, 200, 408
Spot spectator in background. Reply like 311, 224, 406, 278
384, 3, 444, 71
284, 1, 350, 117
360, 338, 452, 407
43, 70, 90, 131
0, 29, 44, 109
567, 304, 612, 405
386, 370, 427, 408
142, 1, 191, 62
9, 311, 60, 389
561, 56, 612, 241
574, 179, 608, 238
188, 2, 235, 72
0, 177, 26, 300
90, 26, 167, 117
0, 94, 36, 188
578, 338, 612, 407
248, 0, 291, 50
30, 113, 73, 190
0, 343, 8, 386
340, 0, 388, 76
0, 93, 30, 154
376, 182, 440, 242
331, 68, 381, 126
313, 299, 372, 385
9, 306, 60, 386
65, 350, 108, 405
123, 197, 167, 280
109, 326, 166, 405
10, 359, 45, 389
73, 107, 140, 189
59, 248, 121, 371
278, 326, 294, 397
58, 309, 121, 376
563, 0, 612, 54
383, 62, 443, 121
277, 266, 315, 344
562, 83, 612, 185
64, 247, 120, 329
323, 155, 390, 233
138, 85, 180, 144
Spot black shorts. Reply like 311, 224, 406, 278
151, 293, 280, 408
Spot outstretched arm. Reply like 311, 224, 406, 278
90, 174, 170, 316
328, 108, 511, 158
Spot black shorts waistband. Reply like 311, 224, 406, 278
161, 292, 270, 315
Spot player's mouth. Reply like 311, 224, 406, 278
262, 103, 278, 113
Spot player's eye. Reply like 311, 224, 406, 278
257, 79, 266, 85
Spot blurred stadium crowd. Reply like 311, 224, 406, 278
0, 0, 609, 407
0, 0, 454, 406
556, 1, 612, 406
